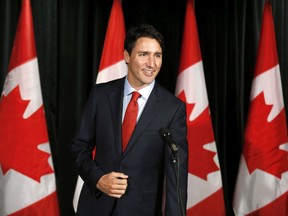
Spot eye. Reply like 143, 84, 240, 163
155, 54, 162, 58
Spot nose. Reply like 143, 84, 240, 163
146, 55, 155, 68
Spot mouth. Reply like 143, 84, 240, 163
143, 69, 154, 76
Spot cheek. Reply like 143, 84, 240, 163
156, 61, 162, 69
137, 59, 147, 66
130, 60, 141, 70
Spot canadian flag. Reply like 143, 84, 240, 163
72, 0, 126, 211
96, 0, 127, 84
175, 0, 226, 215
233, 1, 288, 215
0, 0, 60, 215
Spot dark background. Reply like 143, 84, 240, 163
0, 0, 287, 215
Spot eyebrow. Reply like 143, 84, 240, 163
138, 51, 163, 55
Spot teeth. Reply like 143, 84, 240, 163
144, 69, 153, 74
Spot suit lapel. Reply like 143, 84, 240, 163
108, 79, 125, 156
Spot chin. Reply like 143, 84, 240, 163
144, 79, 154, 85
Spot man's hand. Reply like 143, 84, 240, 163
96, 172, 128, 198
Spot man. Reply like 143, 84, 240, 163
71, 24, 188, 216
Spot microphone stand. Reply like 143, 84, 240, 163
170, 147, 185, 216
159, 128, 185, 216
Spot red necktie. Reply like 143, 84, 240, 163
122, 91, 141, 151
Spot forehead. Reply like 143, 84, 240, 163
133, 37, 162, 52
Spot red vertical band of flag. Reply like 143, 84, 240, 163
175, 0, 225, 215
233, 1, 288, 215
72, 0, 126, 212
96, 0, 127, 84
98, 0, 125, 72
7, 0, 36, 72
0, 0, 60, 215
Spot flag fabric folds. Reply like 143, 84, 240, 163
175, 0, 226, 215
0, 0, 60, 215
233, 1, 288, 215
72, 0, 126, 211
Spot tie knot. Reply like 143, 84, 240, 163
131, 91, 141, 102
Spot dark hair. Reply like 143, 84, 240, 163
124, 24, 165, 55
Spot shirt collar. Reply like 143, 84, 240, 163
124, 76, 155, 100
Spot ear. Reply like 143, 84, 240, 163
124, 50, 130, 64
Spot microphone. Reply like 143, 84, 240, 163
159, 128, 178, 156
160, 128, 185, 216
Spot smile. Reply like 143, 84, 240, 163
143, 69, 154, 76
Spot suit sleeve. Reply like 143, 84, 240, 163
70, 86, 105, 195
165, 102, 188, 216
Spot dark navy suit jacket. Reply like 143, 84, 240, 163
71, 77, 188, 216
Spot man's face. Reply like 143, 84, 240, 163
124, 37, 162, 90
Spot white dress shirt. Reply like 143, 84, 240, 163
122, 77, 155, 123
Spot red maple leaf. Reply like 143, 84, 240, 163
0, 86, 53, 182
244, 92, 288, 179
178, 91, 219, 180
